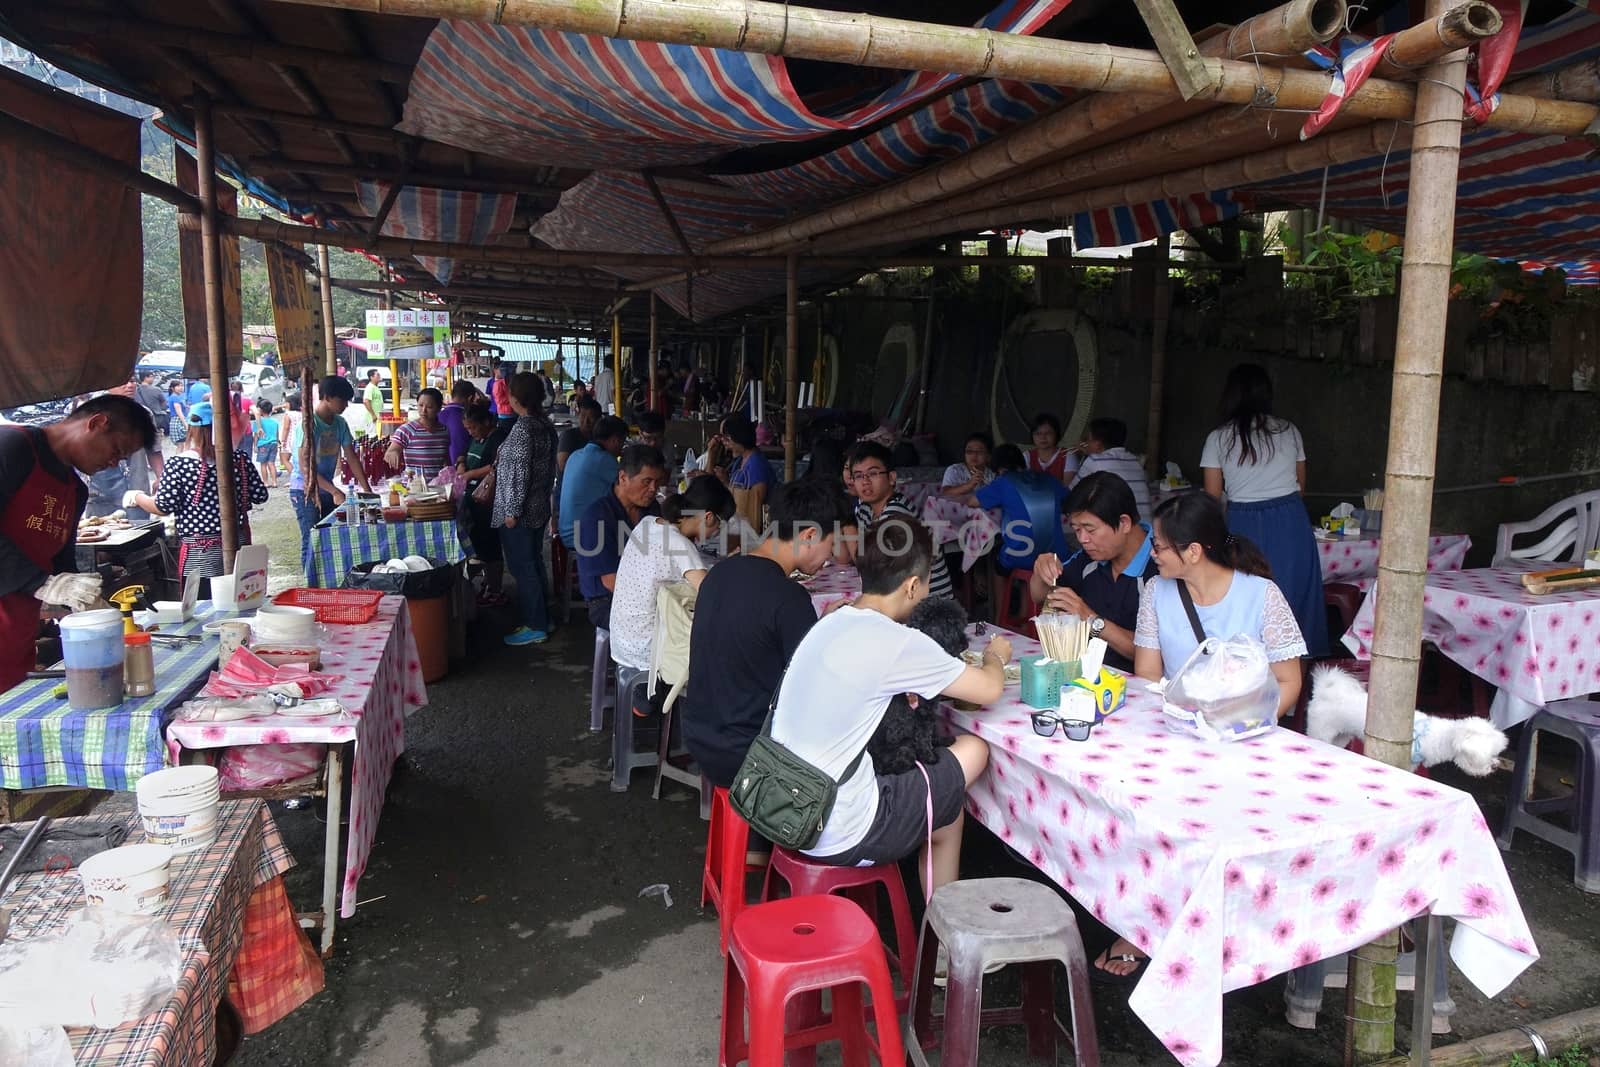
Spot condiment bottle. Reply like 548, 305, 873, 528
124, 632, 156, 698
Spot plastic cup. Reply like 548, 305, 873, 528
210, 575, 237, 611
59, 609, 126, 710
217, 622, 251, 671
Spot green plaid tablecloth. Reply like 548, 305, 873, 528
0, 631, 218, 791
304, 518, 467, 588
2, 800, 293, 1066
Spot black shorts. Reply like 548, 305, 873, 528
811, 749, 966, 868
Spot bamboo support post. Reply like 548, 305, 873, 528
193, 91, 241, 570
648, 291, 659, 413
1352, 0, 1470, 1060
1373, 0, 1502, 81
318, 245, 337, 375
1507, 57, 1600, 103
783, 254, 798, 480
1145, 234, 1172, 480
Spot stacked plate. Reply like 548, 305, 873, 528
135, 765, 220, 855
252, 604, 317, 645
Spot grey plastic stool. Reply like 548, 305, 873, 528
1497, 698, 1600, 892
907, 877, 1099, 1067
611, 665, 658, 792
589, 628, 613, 733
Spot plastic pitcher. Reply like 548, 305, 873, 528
59, 609, 126, 710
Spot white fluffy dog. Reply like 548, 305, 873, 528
1306, 664, 1509, 776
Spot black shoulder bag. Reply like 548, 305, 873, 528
1176, 579, 1208, 644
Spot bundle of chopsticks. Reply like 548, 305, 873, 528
1034, 612, 1090, 664
1363, 488, 1385, 512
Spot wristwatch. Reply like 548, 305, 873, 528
1088, 615, 1106, 636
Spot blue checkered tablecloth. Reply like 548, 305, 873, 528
0, 620, 220, 791
304, 518, 469, 588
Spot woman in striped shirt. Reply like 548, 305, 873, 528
384, 387, 452, 476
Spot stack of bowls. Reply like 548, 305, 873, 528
135, 766, 220, 855
251, 604, 317, 646
79, 843, 175, 914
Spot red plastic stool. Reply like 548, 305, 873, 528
994, 568, 1037, 637
762, 847, 918, 1011
721, 895, 906, 1067
703, 787, 765, 954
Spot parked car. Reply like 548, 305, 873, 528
236, 362, 285, 408
0, 398, 73, 427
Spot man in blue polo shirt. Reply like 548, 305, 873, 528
558, 415, 628, 548
1028, 472, 1157, 673
574, 443, 669, 629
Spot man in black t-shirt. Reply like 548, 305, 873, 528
1028, 472, 1158, 673
683, 477, 852, 788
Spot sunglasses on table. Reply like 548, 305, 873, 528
1029, 711, 1094, 741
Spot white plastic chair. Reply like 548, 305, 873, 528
1492, 490, 1600, 567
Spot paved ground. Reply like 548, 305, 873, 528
230, 494, 1600, 1065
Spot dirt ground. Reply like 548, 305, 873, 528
230, 492, 1600, 1065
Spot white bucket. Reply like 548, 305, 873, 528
141, 809, 219, 854
79, 844, 173, 914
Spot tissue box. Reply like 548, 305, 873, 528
149, 601, 191, 625
1062, 669, 1127, 723
1021, 657, 1071, 709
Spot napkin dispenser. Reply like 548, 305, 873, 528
1021, 656, 1070, 709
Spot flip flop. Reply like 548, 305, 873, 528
1091, 947, 1150, 987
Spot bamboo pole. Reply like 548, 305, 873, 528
700, 0, 1348, 257
275, 0, 1591, 139
783, 254, 798, 480
247, 156, 565, 198
1507, 57, 1600, 103
649, 290, 659, 413
210, 101, 408, 143
611, 311, 623, 416
193, 91, 241, 571
1372, 0, 1501, 80
827, 121, 1415, 255
1351, 0, 1470, 1060
1144, 235, 1172, 482
813, 3, 1499, 253
318, 245, 337, 376
1369, 1005, 1600, 1067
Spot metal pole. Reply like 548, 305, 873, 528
783, 254, 798, 480
193, 90, 239, 571
318, 244, 337, 376
649, 291, 659, 414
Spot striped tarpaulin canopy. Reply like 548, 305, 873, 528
1072, 191, 1242, 252
355, 182, 517, 286
398, 0, 1072, 170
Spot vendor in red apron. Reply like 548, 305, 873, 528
125, 402, 268, 596
0, 394, 157, 691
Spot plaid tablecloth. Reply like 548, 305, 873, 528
1317, 533, 1471, 587
940, 626, 1536, 1067
0, 634, 219, 791
167, 597, 427, 916
303, 518, 467, 588
0, 800, 295, 1067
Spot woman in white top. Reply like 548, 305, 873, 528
1198, 363, 1328, 657
609, 476, 736, 673
939, 432, 996, 496
1095, 491, 1307, 981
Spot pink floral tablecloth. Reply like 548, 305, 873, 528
166, 596, 427, 917
1345, 562, 1600, 724
1317, 533, 1471, 587
941, 626, 1536, 1067
899, 480, 941, 513
921, 495, 1002, 572
803, 563, 860, 615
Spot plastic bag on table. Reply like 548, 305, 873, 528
0, 911, 184, 1029
218, 742, 326, 790
1160, 634, 1279, 742
0, 1020, 72, 1066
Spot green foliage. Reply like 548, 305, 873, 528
1507, 1042, 1592, 1067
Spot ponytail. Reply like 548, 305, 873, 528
1218, 533, 1273, 580
662, 475, 735, 524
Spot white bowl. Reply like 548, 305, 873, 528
79, 844, 173, 914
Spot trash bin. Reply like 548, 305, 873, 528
343, 559, 454, 683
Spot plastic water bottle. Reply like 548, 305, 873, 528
345, 485, 360, 526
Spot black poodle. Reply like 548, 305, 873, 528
867, 597, 970, 775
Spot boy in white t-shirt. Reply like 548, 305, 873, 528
769, 518, 1012, 894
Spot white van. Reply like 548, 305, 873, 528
136, 350, 188, 377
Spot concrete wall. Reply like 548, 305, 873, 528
817, 274, 1600, 566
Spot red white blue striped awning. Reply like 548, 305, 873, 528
355, 182, 517, 286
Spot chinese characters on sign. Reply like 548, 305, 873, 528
363, 309, 451, 361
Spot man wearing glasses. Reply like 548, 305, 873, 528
846, 441, 953, 600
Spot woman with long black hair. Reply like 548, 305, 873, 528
1199, 363, 1328, 656
492, 373, 558, 647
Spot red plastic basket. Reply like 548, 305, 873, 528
273, 588, 384, 624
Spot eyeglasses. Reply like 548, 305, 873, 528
851, 468, 890, 482
1029, 711, 1094, 741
